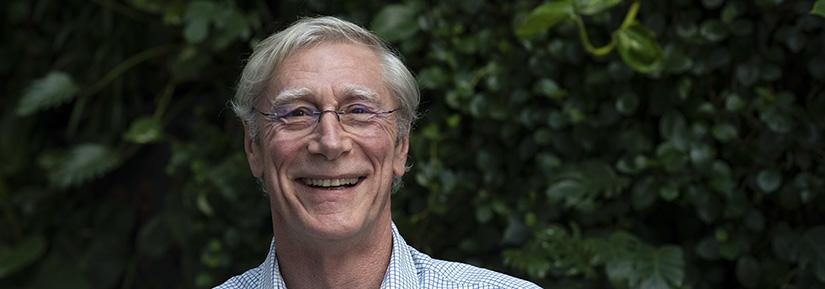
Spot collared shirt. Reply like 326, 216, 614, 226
214, 223, 542, 288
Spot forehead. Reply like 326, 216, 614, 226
265, 42, 392, 105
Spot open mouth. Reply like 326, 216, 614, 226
300, 177, 364, 189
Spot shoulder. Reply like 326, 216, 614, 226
212, 264, 262, 289
409, 248, 542, 289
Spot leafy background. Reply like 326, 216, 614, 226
2, 0, 825, 288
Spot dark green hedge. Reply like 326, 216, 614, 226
2, 1, 824, 288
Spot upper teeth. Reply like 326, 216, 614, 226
303, 178, 359, 187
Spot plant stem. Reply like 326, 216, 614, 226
83, 45, 177, 98
574, 16, 615, 56
154, 81, 176, 121
621, 0, 641, 29
574, 0, 642, 57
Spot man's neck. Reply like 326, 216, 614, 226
273, 219, 393, 289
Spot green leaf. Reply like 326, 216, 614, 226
502, 218, 530, 245
736, 256, 761, 288
0, 235, 47, 278
661, 45, 692, 73
515, 0, 575, 39
183, 1, 218, 43
370, 4, 419, 42
659, 183, 679, 201
616, 92, 639, 115
736, 62, 760, 86
574, 0, 622, 15
615, 22, 663, 73
812, 0, 825, 18
545, 179, 587, 206
712, 123, 738, 142
603, 232, 642, 283
124, 116, 163, 144
660, 111, 690, 151
756, 169, 782, 193
212, 9, 252, 49
196, 192, 214, 216
39, 144, 121, 188
638, 246, 685, 289
184, 19, 209, 43
185, 1, 217, 22
418, 67, 449, 89
699, 19, 727, 42
503, 248, 552, 279
16, 71, 79, 116
536, 78, 567, 100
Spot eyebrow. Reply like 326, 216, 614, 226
268, 87, 312, 107
342, 85, 379, 103
267, 85, 381, 107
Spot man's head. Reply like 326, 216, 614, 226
232, 17, 419, 241
232, 16, 419, 143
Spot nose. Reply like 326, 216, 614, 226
307, 111, 352, 160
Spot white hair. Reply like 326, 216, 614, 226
231, 16, 420, 142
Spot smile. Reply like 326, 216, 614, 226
300, 177, 363, 188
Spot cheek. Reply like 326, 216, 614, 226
361, 126, 403, 168
260, 135, 306, 172
268, 139, 302, 161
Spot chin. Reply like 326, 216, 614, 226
303, 215, 367, 240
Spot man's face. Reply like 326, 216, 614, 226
245, 42, 409, 241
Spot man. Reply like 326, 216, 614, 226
217, 16, 540, 289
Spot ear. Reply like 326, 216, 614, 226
392, 134, 410, 177
244, 130, 263, 178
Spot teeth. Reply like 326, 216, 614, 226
303, 178, 359, 187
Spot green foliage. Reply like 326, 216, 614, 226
39, 144, 121, 188
15, 71, 79, 116
574, 0, 622, 16
124, 116, 163, 144
516, 0, 664, 72
515, 0, 575, 39
2, 0, 824, 289
0, 236, 46, 278
814, 0, 825, 17
615, 22, 662, 73
371, 4, 420, 42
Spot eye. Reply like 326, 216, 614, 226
346, 105, 375, 114
282, 107, 314, 118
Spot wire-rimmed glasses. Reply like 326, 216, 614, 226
258, 104, 398, 138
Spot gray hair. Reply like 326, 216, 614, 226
231, 16, 420, 142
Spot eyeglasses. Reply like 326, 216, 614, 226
258, 104, 398, 138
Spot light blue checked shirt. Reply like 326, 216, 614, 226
215, 223, 541, 288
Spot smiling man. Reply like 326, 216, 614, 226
216, 16, 540, 289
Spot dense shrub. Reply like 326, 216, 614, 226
1, 1, 824, 288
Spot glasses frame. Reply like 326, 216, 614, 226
256, 107, 399, 134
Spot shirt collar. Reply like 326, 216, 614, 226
261, 238, 286, 289
260, 222, 419, 289
380, 223, 420, 288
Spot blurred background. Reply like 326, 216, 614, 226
2, 0, 825, 288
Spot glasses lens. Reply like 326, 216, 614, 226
264, 106, 394, 138
278, 107, 316, 130
340, 113, 383, 136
